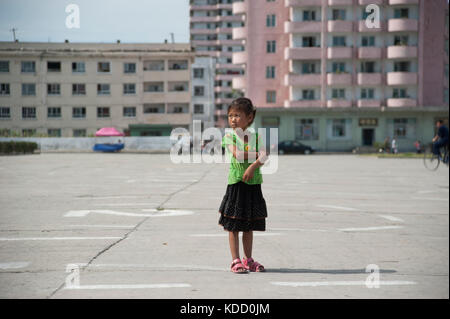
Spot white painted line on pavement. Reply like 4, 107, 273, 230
64, 283, 191, 290
68, 225, 136, 229
410, 197, 449, 201
91, 264, 227, 272
378, 215, 404, 222
338, 226, 404, 232
64, 209, 194, 218
190, 233, 283, 237
92, 203, 158, 207
76, 195, 148, 200
316, 205, 359, 211
271, 280, 416, 287
0, 262, 30, 269
0, 237, 122, 241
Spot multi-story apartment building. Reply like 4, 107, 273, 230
190, 0, 246, 129
0, 42, 195, 137
232, 0, 449, 151
192, 56, 216, 131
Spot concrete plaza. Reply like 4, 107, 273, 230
0, 153, 448, 299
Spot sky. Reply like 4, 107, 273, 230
0, 0, 190, 43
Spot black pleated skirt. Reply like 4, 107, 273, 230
218, 181, 268, 232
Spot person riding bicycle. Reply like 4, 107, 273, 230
432, 120, 449, 163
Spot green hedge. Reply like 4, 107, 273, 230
0, 141, 38, 154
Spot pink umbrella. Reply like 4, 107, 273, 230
95, 127, 124, 137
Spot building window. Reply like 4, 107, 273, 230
169, 82, 188, 92
302, 37, 317, 47
73, 129, 86, 137
0, 83, 10, 95
295, 118, 319, 141
72, 83, 86, 95
266, 66, 275, 79
194, 104, 204, 114
361, 36, 375, 47
303, 10, 316, 21
47, 107, 61, 118
332, 62, 346, 73
302, 89, 315, 100
0, 61, 9, 73
124, 63, 136, 74
394, 8, 409, 19
143, 103, 165, 113
21, 61, 36, 73
332, 36, 346, 47
123, 83, 136, 95
302, 62, 317, 74
394, 61, 411, 72
22, 129, 36, 136
97, 62, 111, 73
266, 91, 276, 103
72, 62, 85, 73
394, 35, 409, 46
361, 61, 376, 73
47, 61, 61, 72
361, 88, 375, 99
266, 14, 276, 27
194, 86, 205, 96
332, 9, 346, 21
0, 107, 10, 119
97, 84, 110, 95
47, 129, 61, 137
266, 40, 276, 53
22, 107, 36, 119
47, 83, 61, 95
169, 60, 188, 70
144, 82, 164, 92
144, 60, 165, 71
392, 88, 408, 98
332, 119, 347, 137
388, 118, 416, 139
193, 68, 204, 78
97, 107, 110, 118
72, 107, 86, 118
123, 106, 136, 117
331, 88, 345, 99
22, 83, 36, 96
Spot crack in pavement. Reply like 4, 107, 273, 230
46, 165, 215, 299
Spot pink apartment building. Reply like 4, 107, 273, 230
230, 0, 449, 151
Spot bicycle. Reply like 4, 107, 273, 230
423, 142, 449, 171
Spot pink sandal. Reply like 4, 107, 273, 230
231, 258, 248, 274
242, 257, 265, 272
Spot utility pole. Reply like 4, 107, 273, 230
170, 33, 175, 44
10, 28, 17, 41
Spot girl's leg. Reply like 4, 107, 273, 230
228, 231, 240, 260
242, 231, 253, 259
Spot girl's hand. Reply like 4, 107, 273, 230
242, 166, 255, 182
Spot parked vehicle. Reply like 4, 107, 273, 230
272, 140, 314, 155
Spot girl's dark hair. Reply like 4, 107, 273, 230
227, 97, 256, 127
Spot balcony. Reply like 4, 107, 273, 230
357, 99, 382, 108
144, 113, 191, 125
386, 72, 418, 86
285, 100, 322, 108
215, 97, 234, 105
328, 21, 353, 33
232, 51, 247, 64
358, 20, 386, 32
327, 73, 352, 85
358, 47, 382, 59
285, 0, 319, 7
232, 76, 246, 90
327, 47, 353, 59
232, 0, 247, 15
285, 47, 322, 60
357, 73, 383, 85
386, 46, 418, 59
328, 0, 353, 5
388, 0, 418, 4
285, 73, 322, 87
285, 21, 321, 33
388, 19, 418, 32
232, 27, 247, 40
327, 100, 352, 108
386, 98, 417, 107
359, 0, 384, 4
190, 28, 217, 35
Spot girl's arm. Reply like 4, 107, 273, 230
226, 144, 264, 162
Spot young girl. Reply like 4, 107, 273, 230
218, 97, 269, 274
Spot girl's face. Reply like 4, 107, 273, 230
228, 108, 253, 131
